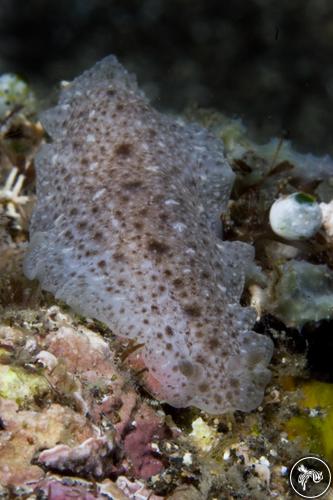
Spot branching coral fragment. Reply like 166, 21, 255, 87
0, 166, 28, 220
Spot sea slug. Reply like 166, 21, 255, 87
24, 56, 273, 414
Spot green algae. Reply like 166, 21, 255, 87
0, 364, 49, 405
268, 260, 333, 328
285, 380, 333, 467
0, 74, 35, 118
294, 192, 316, 205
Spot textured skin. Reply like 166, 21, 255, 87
24, 56, 273, 414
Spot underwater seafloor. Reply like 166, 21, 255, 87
1, 73, 333, 500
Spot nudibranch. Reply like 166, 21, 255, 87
24, 56, 273, 414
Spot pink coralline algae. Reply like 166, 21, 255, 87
36, 437, 117, 478
0, 312, 173, 489
122, 403, 169, 479
24, 55, 273, 414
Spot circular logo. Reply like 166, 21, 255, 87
289, 456, 331, 498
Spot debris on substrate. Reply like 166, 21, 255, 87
2, 80, 333, 499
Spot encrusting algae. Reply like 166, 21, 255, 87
285, 380, 333, 467
0, 364, 49, 405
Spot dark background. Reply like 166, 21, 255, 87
1, 0, 333, 153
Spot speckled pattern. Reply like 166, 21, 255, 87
24, 56, 273, 414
